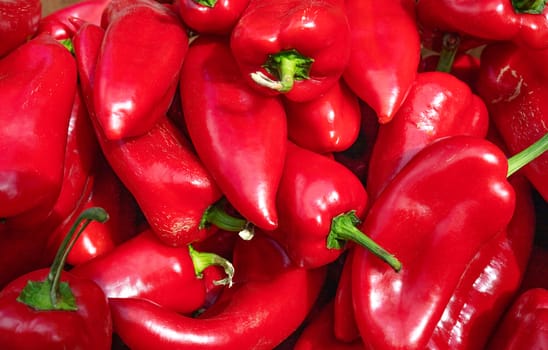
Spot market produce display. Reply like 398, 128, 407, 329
0, 0, 547, 349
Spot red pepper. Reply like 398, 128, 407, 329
0, 0, 41, 57
416, 0, 548, 49
476, 41, 548, 201
343, 0, 421, 124
419, 52, 481, 87
428, 173, 536, 349
71, 228, 233, 314
180, 36, 287, 231
109, 233, 326, 349
0, 208, 112, 349
265, 141, 401, 271
230, 0, 351, 102
486, 288, 548, 349
352, 135, 517, 350
93, 0, 188, 139
0, 33, 77, 225
283, 79, 362, 154
520, 245, 548, 292
38, 0, 110, 40
366, 71, 489, 200
332, 248, 361, 343
177, 0, 250, 35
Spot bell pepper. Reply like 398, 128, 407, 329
38, 0, 110, 40
427, 173, 536, 349
109, 232, 327, 350
0, 208, 112, 349
177, 0, 250, 35
93, 0, 188, 139
352, 135, 518, 350
0, 0, 41, 57
230, 0, 351, 102
0, 33, 77, 225
283, 79, 362, 154
71, 228, 233, 314
343, 0, 421, 124
366, 71, 489, 200
416, 0, 548, 49
180, 35, 287, 231
476, 41, 548, 201
486, 287, 548, 349
265, 141, 401, 271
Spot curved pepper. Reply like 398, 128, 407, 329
109, 234, 326, 349
265, 141, 401, 271
366, 71, 489, 200
352, 135, 517, 350
0, 33, 77, 223
416, 0, 548, 49
283, 79, 362, 154
180, 36, 287, 231
0, 208, 112, 349
0, 0, 41, 57
177, 0, 250, 35
486, 287, 548, 349
343, 0, 420, 124
476, 41, 548, 201
230, 0, 351, 102
93, 0, 188, 139
71, 228, 233, 314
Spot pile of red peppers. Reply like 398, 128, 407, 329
1, 0, 548, 348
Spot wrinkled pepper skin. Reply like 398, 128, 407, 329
93, 0, 188, 139
230, 0, 351, 102
486, 288, 548, 349
428, 174, 536, 349
0, 33, 77, 223
352, 136, 516, 350
366, 71, 489, 200
178, 0, 250, 35
283, 80, 362, 154
476, 42, 548, 201
180, 36, 287, 231
416, 0, 548, 49
343, 0, 420, 124
71, 229, 225, 314
0, 268, 112, 349
0, 0, 41, 57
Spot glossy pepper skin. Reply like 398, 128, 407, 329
486, 288, 548, 349
109, 234, 326, 350
73, 23, 225, 247
180, 36, 287, 231
343, 0, 420, 124
265, 141, 401, 271
283, 79, 362, 154
428, 174, 536, 349
93, 0, 188, 139
476, 42, 548, 201
230, 0, 351, 102
366, 71, 489, 200
177, 0, 250, 35
352, 136, 516, 350
416, 0, 548, 49
0, 0, 41, 57
0, 33, 77, 223
71, 228, 232, 314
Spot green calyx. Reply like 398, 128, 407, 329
507, 132, 548, 177
251, 49, 314, 93
188, 245, 235, 287
200, 200, 255, 240
16, 207, 109, 311
512, 0, 546, 14
327, 211, 402, 272
193, 0, 217, 7
59, 38, 75, 56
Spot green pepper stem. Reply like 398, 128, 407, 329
327, 211, 402, 272
200, 200, 254, 239
512, 0, 546, 14
436, 32, 461, 73
193, 0, 217, 7
507, 132, 548, 177
188, 245, 235, 287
